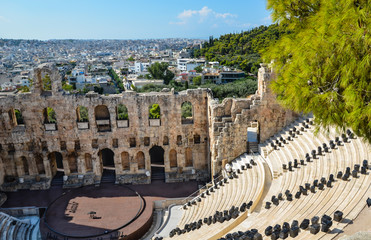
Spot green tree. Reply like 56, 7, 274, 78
78, 106, 89, 122
149, 104, 161, 119
42, 74, 52, 91
194, 65, 203, 73
147, 62, 174, 84
193, 76, 202, 86
62, 82, 73, 92
181, 102, 193, 119
117, 104, 128, 120
46, 107, 56, 123
19, 85, 30, 92
14, 109, 24, 125
127, 56, 135, 61
93, 86, 103, 94
265, 0, 371, 142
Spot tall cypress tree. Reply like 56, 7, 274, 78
264, 0, 371, 142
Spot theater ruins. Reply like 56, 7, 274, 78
0, 63, 296, 190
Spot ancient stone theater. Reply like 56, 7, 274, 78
0, 63, 370, 240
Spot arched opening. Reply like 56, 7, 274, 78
99, 148, 115, 183
117, 104, 128, 120
95, 105, 111, 132
121, 152, 130, 171
43, 107, 57, 123
169, 149, 177, 168
77, 106, 89, 122
181, 101, 193, 124
42, 73, 52, 91
185, 148, 193, 167
35, 153, 45, 175
117, 104, 129, 128
68, 152, 78, 173
48, 152, 64, 185
149, 104, 161, 126
85, 153, 93, 172
136, 151, 145, 170
20, 156, 29, 175
149, 146, 165, 181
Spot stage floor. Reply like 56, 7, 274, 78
44, 185, 144, 237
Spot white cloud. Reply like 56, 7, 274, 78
171, 6, 236, 25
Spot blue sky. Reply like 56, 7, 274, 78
0, 0, 272, 40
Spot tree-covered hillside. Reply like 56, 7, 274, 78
194, 24, 286, 74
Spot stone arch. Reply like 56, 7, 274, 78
136, 151, 145, 170
121, 152, 130, 171
95, 105, 111, 132
8, 108, 24, 127
117, 104, 128, 120
20, 156, 29, 175
163, 136, 169, 145
48, 151, 63, 177
76, 106, 89, 122
67, 152, 78, 173
181, 101, 193, 124
43, 107, 57, 123
149, 103, 161, 119
41, 73, 52, 92
169, 149, 177, 168
35, 153, 45, 175
185, 148, 193, 167
99, 148, 115, 168
85, 153, 93, 172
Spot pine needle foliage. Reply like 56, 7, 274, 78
265, 0, 371, 142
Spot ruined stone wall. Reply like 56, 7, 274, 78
0, 63, 298, 190
0, 63, 210, 190
208, 64, 299, 175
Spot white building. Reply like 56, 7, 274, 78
134, 61, 151, 74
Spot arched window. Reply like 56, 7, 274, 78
181, 101, 193, 124
169, 149, 177, 168
117, 104, 128, 120
20, 156, 29, 175
85, 153, 93, 172
149, 104, 161, 119
8, 109, 24, 127
136, 151, 145, 170
35, 154, 45, 174
185, 148, 193, 167
14, 109, 24, 125
121, 152, 130, 170
68, 152, 78, 173
43, 107, 57, 123
95, 105, 111, 132
42, 74, 52, 91
163, 136, 169, 145
77, 106, 89, 122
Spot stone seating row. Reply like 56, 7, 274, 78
0, 212, 34, 240
168, 154, 266, 239
226, 126, 370, 239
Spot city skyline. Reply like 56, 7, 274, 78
0, 0, 272, 40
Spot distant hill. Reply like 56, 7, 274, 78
193, 24, 287, 74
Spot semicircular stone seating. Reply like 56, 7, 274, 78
0, 212, 35, 240
163, 117, 370, 240
222, 118, 371, 239
168, 153, 266, 240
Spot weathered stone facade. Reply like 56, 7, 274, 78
208, 64, 298, 175
0, 63, 297, 191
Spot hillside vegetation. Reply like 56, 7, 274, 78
194, 24, 287, 74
